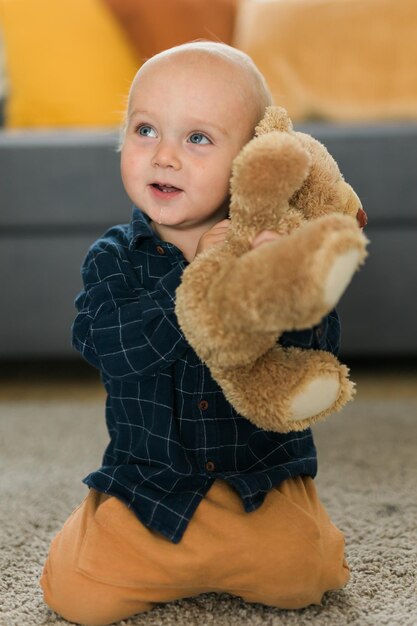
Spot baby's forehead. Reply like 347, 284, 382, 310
132, 49, 256, 97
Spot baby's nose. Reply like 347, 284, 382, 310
152, 142, 181, 170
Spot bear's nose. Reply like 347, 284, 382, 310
357, 207, 368, 228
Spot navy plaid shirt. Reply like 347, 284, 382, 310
72, 207, 341, 543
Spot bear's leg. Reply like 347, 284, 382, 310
323, 247, 364, 311
289, 375, 341, 421
212, 346, 354, 433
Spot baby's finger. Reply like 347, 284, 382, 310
251, 230, 281, 248
209, 231, 229, 245
212, 219, 231, 231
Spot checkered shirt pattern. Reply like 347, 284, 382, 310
72, 207, 341, 543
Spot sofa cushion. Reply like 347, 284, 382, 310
0, 0, 138, 128
102, 0, 240, 59
234, 0, 417, 122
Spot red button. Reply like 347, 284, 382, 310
156, 245, 165, 255
205, 461, 216, 472
198, 400, 209, 411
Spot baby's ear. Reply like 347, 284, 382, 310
255, 106, 293, 136
230, 131, 311, 217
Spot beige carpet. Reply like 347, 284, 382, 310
1, 376, 416, 626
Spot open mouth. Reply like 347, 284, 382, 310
151, 183, 182, 193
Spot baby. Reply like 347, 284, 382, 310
40, 42, 349, 626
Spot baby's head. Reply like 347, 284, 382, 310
120, 42, 271, 146
120, 42, 272, 239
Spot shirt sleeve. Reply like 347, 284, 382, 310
279, 309, 341, 356
72, 237, 189, 378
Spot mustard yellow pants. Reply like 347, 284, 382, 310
40, 477, 349, 626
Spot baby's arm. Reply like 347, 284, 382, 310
72, 228, 188, 379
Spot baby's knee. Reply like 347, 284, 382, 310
40, 556, 152, 626
284, 523, 350, 608
40, 560, 104, 626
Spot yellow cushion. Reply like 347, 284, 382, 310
234, 0, 417, 121
0, 0, 139, 128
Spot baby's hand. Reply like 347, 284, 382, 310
251, 230, 281, 249
195, 219, 231, 257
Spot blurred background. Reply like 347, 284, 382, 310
0, 0, 416, 390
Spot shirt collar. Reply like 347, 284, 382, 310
128, 206, 158, 250
128, 206, 187, 265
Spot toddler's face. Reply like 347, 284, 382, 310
121, 54, 255, 232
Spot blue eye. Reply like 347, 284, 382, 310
189, 133, 211, 145
137, 125, 157, 138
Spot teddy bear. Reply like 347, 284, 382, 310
175, 106, 368, 433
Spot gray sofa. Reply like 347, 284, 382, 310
1, 123, 416, 359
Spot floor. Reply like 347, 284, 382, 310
0, 357, 416, 402
1, 357, 416, 626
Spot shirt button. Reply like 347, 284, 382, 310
156, 245, 165, 255
205, 461, 216, 472
198, 400, 209, 411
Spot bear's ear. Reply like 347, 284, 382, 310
230, 131, 311, 218
255, 106, 293, 136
